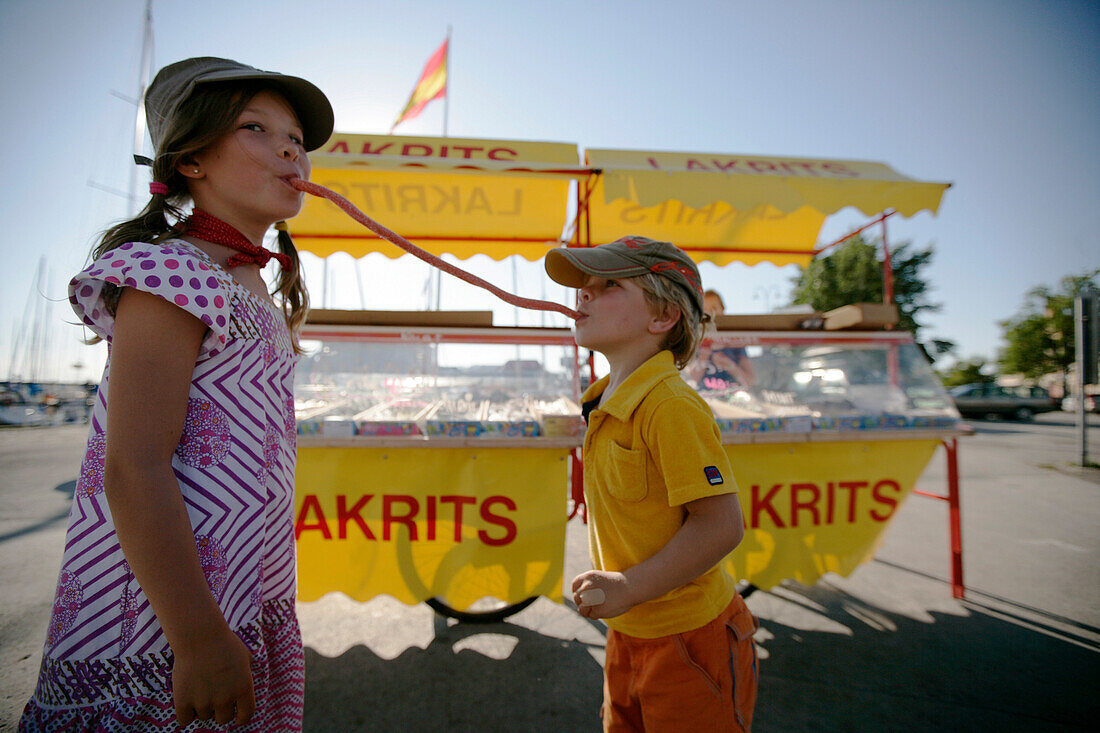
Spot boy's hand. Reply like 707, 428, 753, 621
171, 627, 256, 726
572, 570, 635, 619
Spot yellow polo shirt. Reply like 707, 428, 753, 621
581, 350, 738, 638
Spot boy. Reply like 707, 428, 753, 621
545, 236, 758, 732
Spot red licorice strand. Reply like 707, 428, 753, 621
291, 178, 582, 321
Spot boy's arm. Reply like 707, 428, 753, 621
573, 492, 745, 619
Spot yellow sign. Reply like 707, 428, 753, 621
295, 445, 568, 609
291, 134, 581, 261
722, 439, 940, 590
295, 438, 941, 607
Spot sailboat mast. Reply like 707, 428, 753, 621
128, 0, 156, 216
8, 258, 46, 381
27, 258, 47, 382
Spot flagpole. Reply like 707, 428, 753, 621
434, 25, 450, 311
390, 30, 449, 309
443, 25, 451, 137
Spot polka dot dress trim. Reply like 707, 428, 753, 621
69, 241, 235, 359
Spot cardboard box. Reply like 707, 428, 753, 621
714, 313, 823, 331
823, 303, 898, 330
540, 414, 585, 437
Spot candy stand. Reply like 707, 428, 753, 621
288, 134, 963, 618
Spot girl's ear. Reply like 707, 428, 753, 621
648, 303, 681, 335
176, 157, 203, 180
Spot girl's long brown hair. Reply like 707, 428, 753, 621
91, 81, 310, 351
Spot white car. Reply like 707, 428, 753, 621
1061, 395, 1099, 413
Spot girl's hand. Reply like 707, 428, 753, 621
171, 627, 256, 726
711, 352, 737, 372
571, 570, 635, 619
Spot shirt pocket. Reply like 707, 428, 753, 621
605, 441, 649, 502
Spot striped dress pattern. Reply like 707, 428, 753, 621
20, 240, 304, 732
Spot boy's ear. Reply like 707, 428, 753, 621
648, 303, 681, 335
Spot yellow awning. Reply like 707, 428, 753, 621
290, 133, 583, 261
290, 136, 950, 269
584, 149, 951, 267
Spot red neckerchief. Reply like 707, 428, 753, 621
182, 209, 291, 269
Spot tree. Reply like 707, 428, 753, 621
999, 272, 1099, 388
939, 359, 996, 388
789, 235, 954, 360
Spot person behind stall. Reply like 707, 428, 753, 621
20, 57, 334, 731
545, 236, 758, 731
686, 289, 757, 390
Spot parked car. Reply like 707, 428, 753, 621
949, 383, 1060, 421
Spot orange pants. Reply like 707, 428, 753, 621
602, 593, 759, 732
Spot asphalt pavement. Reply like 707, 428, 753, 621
2, 414, 1098, 731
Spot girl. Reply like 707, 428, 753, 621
20, 57, 333, 731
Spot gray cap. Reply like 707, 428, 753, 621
144, 57, 334, 152
545, 235, 704, 314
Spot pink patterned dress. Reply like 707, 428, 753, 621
20, 240, 304, 732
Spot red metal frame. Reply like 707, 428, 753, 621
813, 210, 895, 255
301, 328, 575, 346
303, 193, 964, 596
911, 438, 965, 598
881, 211, 894, 307
823, 210, 965, 598
814, 209, 898, 312
569, 171, 598, 247
294, 233, 574, 243
568, 448, 585, 521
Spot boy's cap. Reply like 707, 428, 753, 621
145, 57, 335, 152
545, 236, 704, 314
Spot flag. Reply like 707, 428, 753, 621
391, 38, 448, 132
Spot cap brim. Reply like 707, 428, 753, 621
195, 70, 334, 151
544, 247, 650, 287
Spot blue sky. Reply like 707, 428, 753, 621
1, 0, 1097, 382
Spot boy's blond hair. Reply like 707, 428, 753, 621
633, 272, 708, 369
543, 235, 708, 368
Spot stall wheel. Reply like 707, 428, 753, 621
426, 595, 539, 624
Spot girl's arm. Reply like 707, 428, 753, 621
732, 353, 757, 387
105, 287, 255, 726
711, 350, 756, 387
682, 345, 710, 384
572, 492, 745, 619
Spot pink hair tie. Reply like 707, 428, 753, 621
149, 181, 169, 196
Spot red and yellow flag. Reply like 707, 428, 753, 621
391, 38, 448, 132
